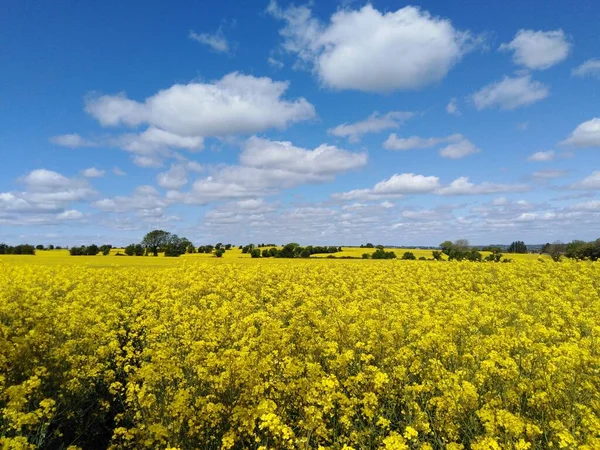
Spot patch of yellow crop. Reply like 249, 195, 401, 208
1, 259, 598, 449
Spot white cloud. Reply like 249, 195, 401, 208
49, 133, 97, 148
472, 74, 549, 110
82, 167, 105, 178
113, 167, 127, 176
333, 173, 441, 201
532, 169, 569, 179
0, 169, 95, 223
572, 58, 600, 79
560, 118, 600, 148
57, 210, 84, 220
570, 200, 600, 211
437, 177, 530, 195
446, 98, 460, 115
499, 29, 571, 70
189, 28, 230, 53
240, 136, 367, 175
383, 133, 462, 151
439, 139, 480, 159
93, 185, 166, 213
269, 2, 474, 92
85, 72, 315, 136
167, 137, 366, 205
569, 171, 600, 190
328, 111, 413, 142
527, 150, 555, 162
268, 56, 284, 69
156, 164, 189, 190
115, 127, 205, 167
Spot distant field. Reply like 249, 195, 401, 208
0, 247, 548, 266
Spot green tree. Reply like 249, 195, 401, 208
401, 251, 416, 260
507, 241, 527, 253
142, 230, 171, 256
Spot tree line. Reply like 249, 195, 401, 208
0, 244, 36, 255
541, 239, 600, 262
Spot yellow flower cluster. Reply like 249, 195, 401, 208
1, 260, 599, 449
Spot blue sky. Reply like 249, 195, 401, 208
1, 0, 599, 247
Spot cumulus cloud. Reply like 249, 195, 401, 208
269, 2, 474, 92
472, 74, 549, 110
240, 136, 367, 174
167, 137, 367, 205
113, 167, 127, 176
532, 169, 569, 179
570, 200, 600, 211
383, 133, 462, 151
332, 173, 441, 201
114, 127, 205, 167
499, 29, 571, 70
0, 169, 95, 226
82, 167, 105, 178
156, 161, 203, 190
383, 133, 478, 159
328, 111, 413, 142
569, 171, 600, 190
85, 72, 315, 136
439, 139, 480, 159
560, 118, 600, 148
437, 177, 530, 195
189, 28, 230, 53
49, 133, 97, 148
268, 56, 284, 69
446, 98, 460, 115
572, 58, 600, 79
527, 150, 555, 162
93, 185, 166, 213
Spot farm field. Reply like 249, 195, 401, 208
1, 257, 598, 449
0, 247, 547, 267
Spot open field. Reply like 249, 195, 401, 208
1, 256, 598, 449
0, 247, 548, 267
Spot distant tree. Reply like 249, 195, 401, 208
440, 241, 454, 255
55, 246, 62, 250
48, 244, 55, 250
186, 244, 196, 254
376, 245, 384, 250
401, 251, 416, 260
69, 246, 85, 256
250, 248, 261, 258
269, 247, 278, 257
134, 244, 144, 256
365, 243, 374, 248
300, 249, 311, 258
418, 256, 427, 261
507, 241, 527, 254
215, 243, 223, 250
214, 248, 225, 258
262, 249, 271, 258
86, 245, 100, 256
142, 230, 171, 256
454, 239, 470, 251
372, 249, 396, 259
225, 244, 232, 250
547, 241, 566, 262
431, 250, 443, 261
163, 235, 191, 257
36, 244, 45, 250
124, 244, 135, 256
362, 253, 371, 259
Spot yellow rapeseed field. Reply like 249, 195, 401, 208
1, 257, 598, 449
